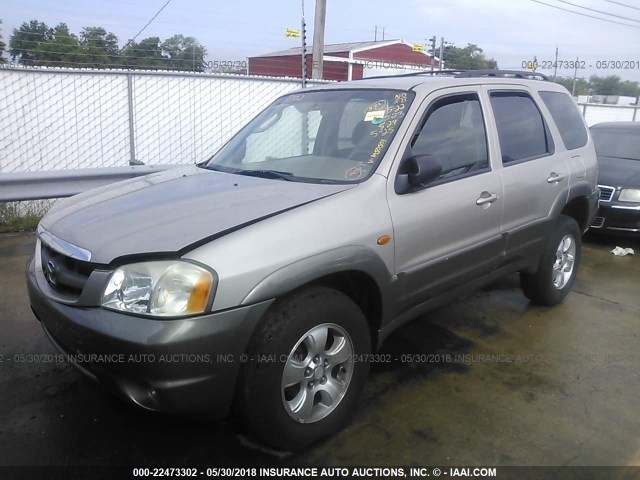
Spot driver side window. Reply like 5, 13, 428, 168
411, 93, 489, 181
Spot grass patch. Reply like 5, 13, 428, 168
0, 203, 42, 233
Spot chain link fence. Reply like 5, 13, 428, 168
1, 65, 638, 231
578, 102, 639, 126
0, 66, 326, 230
2, 66, 638, 174
1, 68, 130, 172
0, 66, 325, 173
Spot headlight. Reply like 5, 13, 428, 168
619, 188, 640, 203
102, 261, 214, 317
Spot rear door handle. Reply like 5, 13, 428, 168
547, 172, 566, 183
476, 192, 498, 206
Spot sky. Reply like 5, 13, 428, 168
2, 0, 640, 81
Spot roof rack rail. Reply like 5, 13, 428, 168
356, 69, 549, 81
453, 69, 550, 81
397, 69, 466, 77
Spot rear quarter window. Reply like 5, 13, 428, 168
539, 91, 588, 150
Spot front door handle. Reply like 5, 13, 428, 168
547, 172, 566, 183
476, 191, 498, 206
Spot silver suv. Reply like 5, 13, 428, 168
27, 70, 599, 450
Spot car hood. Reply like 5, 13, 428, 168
40, 165, 355, 264
597, 156, 640, 187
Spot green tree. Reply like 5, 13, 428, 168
161, 34, 206, 71
9, 20, 52, 64
79, 26, 119, 67
442, 43, 497, 70
80, 27, 118, 55
0, 20, 7, 63
588, 75, 639, 96
10, 21, 84, 67
121, 36, 165, 69
619, 80, 640, 97
554, 76, 590, 96
553, 75, 639, 97
35, 23, 83, 67
78, 27, 116, 67
9, 20, 209, 72
589, 75, 623, 95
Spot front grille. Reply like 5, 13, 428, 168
40, 243, 94, 297
598, 185, 615, 202
590, 216, 605, 229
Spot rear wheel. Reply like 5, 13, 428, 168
236, 286, 370, 451
521, 215, 581, 306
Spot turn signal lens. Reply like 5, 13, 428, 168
377, 235, 392, 245
186, 272, 214, 313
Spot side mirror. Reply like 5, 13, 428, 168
407, 154, 442, 186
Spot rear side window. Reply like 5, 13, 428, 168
490, 92, 553, 164
539, 91, 587, 150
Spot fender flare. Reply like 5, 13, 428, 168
241, 245, 395, 320
549, 180, 597, 230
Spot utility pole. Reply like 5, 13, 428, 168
301, 0, 307, 87
553, 45, 558, 82
439, 37, 444, 71
311, 0, 327, 80
429, 36, 437, 73
572, 56, 579, 96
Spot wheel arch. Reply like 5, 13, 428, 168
561, 196, 590, 232
550, 180, 595, 233
241, 246, 392, 348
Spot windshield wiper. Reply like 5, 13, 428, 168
233, 169, 298, 181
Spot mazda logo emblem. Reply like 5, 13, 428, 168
45, 260, 57, 285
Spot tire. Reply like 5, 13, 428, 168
521, 215, 581, 306
236, 286, 371, 451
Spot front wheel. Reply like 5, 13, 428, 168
236, 286, 370, 451
521, 215, 582, 306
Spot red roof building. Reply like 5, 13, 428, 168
248, 40, 441, 81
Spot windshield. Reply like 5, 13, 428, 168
202, 89, 414, 183
591, 128, 640, 161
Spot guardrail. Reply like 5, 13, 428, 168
0, 165, 180, 202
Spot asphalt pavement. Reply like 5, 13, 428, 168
0, 232, 639, 468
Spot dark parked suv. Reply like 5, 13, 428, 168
27, 70, 599, 450
590, 122, 640, 235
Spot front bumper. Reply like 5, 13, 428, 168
26, 256, 273, 418
590, 189, 640, 235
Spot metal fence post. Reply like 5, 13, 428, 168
633, 106, 638, 122
127, 73, 137, 165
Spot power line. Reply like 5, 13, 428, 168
528, 0, 640, 29
123, 0, 174, 50
552, 0, 640, 23
602, 0, 640, 12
